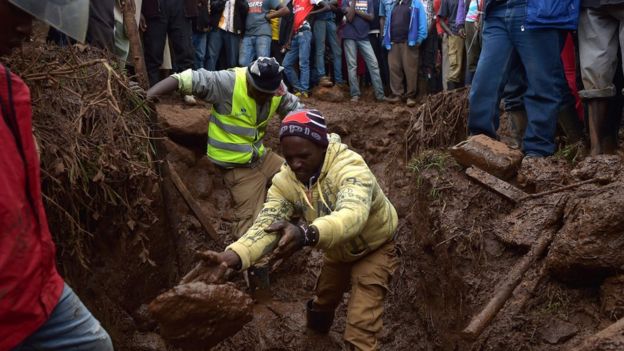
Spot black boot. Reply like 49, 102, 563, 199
557, 103, 584, 145
447, 81, 456, 90
508, 109, 528, 149
306, 299, 334, 334
587, 99, 609, 156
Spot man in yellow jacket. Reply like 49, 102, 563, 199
202, 109, 399, 350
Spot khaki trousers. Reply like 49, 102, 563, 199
314, 241, 399, 351
222, 150, 284, 238
447, 34, 465, 83
388, 42, 420, 98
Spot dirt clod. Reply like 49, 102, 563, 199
148, 282, 253, 349
540, 318, 579, 344
450, 134, 523, 179
311, 85, 346, 102
547, 183, 624, 284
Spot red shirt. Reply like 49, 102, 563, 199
0, 64, 64, 350
292, 0, 316, 32
434, 0, 444, 35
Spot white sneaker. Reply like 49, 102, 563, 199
351, 95, 360, 102
183, 95, 197, 105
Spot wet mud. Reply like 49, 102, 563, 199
46, 91, 624, 351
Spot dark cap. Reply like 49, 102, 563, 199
247, 57, 284, 94
279, 109, 329, 148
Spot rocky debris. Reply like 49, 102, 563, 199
516, 157, 572, 193
495, 197, 565, 247
132, 304, 157, 332
164, 138, 199, 167
157, 102, 209, 148
540, 318, 579, 344
149, 282, 253, 349
312, 86, 346, 102
601, 275, 624, 320
450, 135, 523, 179
546, 182, 624, 284
129, 332, 168, 351
571, 155, 623, 182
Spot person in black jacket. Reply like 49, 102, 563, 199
142, 0, 198, 87
205, 0, 249, 70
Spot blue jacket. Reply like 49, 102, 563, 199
485, 0, 580, 30
380, 0, 428, 50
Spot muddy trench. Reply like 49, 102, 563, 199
54, 93, 624, 351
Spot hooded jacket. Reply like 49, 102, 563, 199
227, 134, 398, 270
381, 0, 428, 50
0, 65, 64, 350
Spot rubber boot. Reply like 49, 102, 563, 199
557, 103, 584, 145
508, 109, 528, 149
306, 299, 334, 334
587, 99, 609, 156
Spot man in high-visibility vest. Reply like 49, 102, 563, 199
147, 57, 303, 238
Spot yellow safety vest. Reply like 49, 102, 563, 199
207, 67, 282, 167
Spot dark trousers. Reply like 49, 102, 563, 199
421, 32, 443, 93
368, 33, 389, 88
143, 0, 194, 86
206, 28, 241, 71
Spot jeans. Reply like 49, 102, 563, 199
343, 39, 385, 99
14, 284, 113, 351
206, 28, 240, 71
283, 30, 313, 93
468, 0, 566, 156
239, 35, 272, 66
143, 0, 194, 86
313, 19, 344, 83
192, 32, 209, 69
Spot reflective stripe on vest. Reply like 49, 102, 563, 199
207, 67, 282, 167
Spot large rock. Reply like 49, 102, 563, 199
546, 183, 624, 284
149, 282, 253, 349
450, 134, 523, 179
157, 103, 209, 148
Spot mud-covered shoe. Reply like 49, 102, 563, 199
406, 98, 417, 107
319, 76, 333, 87
385, 95, 400, 103
183, 95, 197, 105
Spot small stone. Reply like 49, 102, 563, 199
540, 319, 578, 344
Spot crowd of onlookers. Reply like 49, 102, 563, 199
51, 0, 624, 157
105, 0, 487, 106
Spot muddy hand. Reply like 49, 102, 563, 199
265, 220, 304, 260
180, 250, 229, 284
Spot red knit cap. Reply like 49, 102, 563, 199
279, 109, 329, 147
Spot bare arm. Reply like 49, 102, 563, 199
356, 9, 373, 21
146, 76, 178, 99
267, 5, 290, 19
310, 1, 331, 16
439, 19, 453, 36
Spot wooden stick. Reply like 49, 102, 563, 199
167, 161, 222, 245
462, 225, 560, 339
121, 0, 150, 90
519, 177, 605, 201
569, 317, 624, 351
